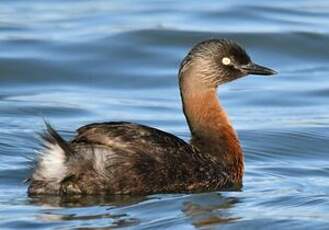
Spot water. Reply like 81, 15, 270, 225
1, 0, 329, 229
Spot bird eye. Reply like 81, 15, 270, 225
222, 57, 231, 65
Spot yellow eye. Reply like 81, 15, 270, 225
222, 57, 231, 65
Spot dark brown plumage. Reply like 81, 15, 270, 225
27, 39, 276, 195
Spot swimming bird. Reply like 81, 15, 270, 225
27, 39, 276, 195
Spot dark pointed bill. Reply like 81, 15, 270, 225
240, 63, 277, 75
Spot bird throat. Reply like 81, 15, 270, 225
180, 79, 244, 183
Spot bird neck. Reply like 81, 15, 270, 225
180, 78, 243, 183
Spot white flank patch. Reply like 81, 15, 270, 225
93, 148, 107, 174
35, 142, 67, 182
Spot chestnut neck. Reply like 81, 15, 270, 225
179, 71, 243, 183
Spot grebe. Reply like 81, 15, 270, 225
27, 39, 276, 195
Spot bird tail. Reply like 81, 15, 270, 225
27, 122, 74, 195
